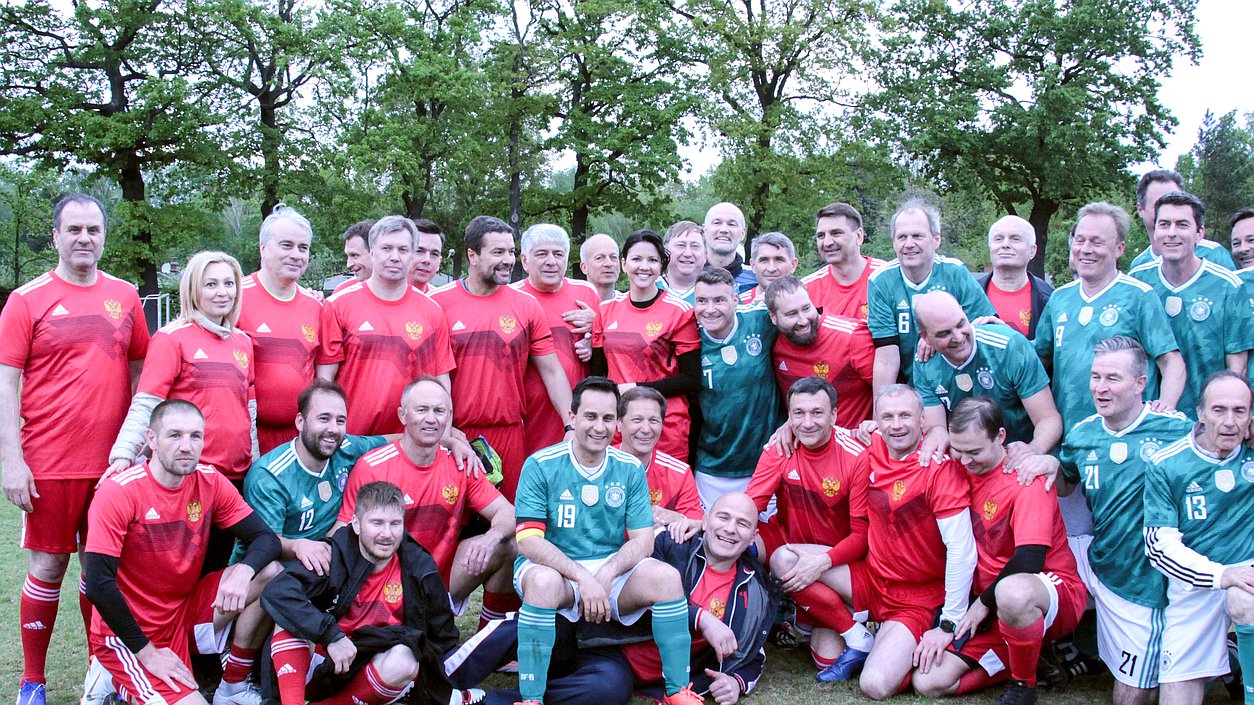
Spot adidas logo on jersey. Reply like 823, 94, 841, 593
896, 300, 909, 310
300, 497, 313, 509
787, 470, 800, 480
778, 361, 788, 371
560, 489, 574, 501
51, 304, 70, 316
145, 508, 161, 520
256, 322, 272, 333
21, 621, 46, 630
1186, 482, 1203, 493
1086, 451, 1098, 462
403, 493, 414, 504
193, 349, 209, 360
934, 385, 947, 395
276, 664, 297, 676
1057, 313, 1068, 323
359, 321, 375, 332
452, 320, 467, 331
607, 321, 619, 330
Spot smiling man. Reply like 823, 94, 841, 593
239, 207, 325, 453
1231, 208, 1254, 270
704, 203, 756, 293
738, 232, 798, 304
975, 216, 1053, 340
691, 268, 781, 504
804, 202, 885, 320
1129, 170, 1235, 271
409, 218, 445, 293
661, 221, 708, 304
615, 387, 702, 534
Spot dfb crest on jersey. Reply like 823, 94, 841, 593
745, 334, 764, 356
233, 349, 249, 369
302, 325, 317, 343
1165, 296, 1182, 317
318, 481, 333, 502
1099, 305, 1119, 326
1215, 469, 1236, 493
605, 484, 625, 508
977, 369, 995, 390
891, 480, 907, 502
498, 316, 517, 335
581, 484, 599, 506
721, 346, 738, 366
1189, 299, 1212, 322
1242, 461, 1254, 484
822, 477, 841, 498
186, 499, 203, 523
982, 499, 997, 520
1109, 442, 1128, 464
104, 299, 123, 319
405, 321, 424, 340
645, 321, 664, 338
1078, 307, 1094, 326
955, 374, 973, 392
1139, 441, 1160, 462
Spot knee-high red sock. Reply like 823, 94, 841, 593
312, 662, 406, 705
271, 630, 312, 705
479, 589, 522, 629
955, 664, 1007, 694
811, 648, 836, 670
20, 575, 61, 684
222, 643, 258, 684
791, 582, 855, 632
78, 576, 93, 637
1000, 617, 1046, 686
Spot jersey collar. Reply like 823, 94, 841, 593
1188, 425, 1243, 464
1100, 402, 1150, 438
568, 441, 607, 481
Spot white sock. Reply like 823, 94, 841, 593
840, 623, 875, 652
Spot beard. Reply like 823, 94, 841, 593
300, 427, 341, 462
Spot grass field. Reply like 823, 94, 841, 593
0, 498, 1237, 704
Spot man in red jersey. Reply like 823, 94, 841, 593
238, 206, 324, 454
746, 377, 876, 682
766, 276, 875, 428
512, 223, 599, 454
84, 399, 282, 705
911, 397, 1084, 705
336, 378, 517, 625
0, 194, 150, 705
615, 387, 702, 538
857, 385, 976, 701
802, 203, 885, 319
430, 215, 573, 501
410, 218, 444, 293
318, 216, 456, 436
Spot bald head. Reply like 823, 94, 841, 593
580, 233, 618, 261
580, 233, 621, 296
988, 215, 1037, 272
913, 291, 964, 335
702, 491, 758, 561
704, 202, 747, 260
710, 491, 757, 520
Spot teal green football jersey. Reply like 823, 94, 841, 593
1060, 406, 1192, 608
658, 277, 696, 305
1240, 267, 1254, 387
1128, 239, 1236, 271
1144, 433, 1254, 569
696, 303, 782, 478
913, 324, 1050, 445
243, 434, 388, 540
515, 442, 653, 561
867, 256, 995, 385
1035, 274, 1179, 430
1130, 260, 1254, 414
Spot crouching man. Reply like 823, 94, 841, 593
262, 481, 464, 705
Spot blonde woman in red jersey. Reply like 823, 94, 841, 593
591, 230, 701, 461
110, 251, 257, 486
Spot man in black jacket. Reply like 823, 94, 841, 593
261, 481, 462, 705
976, 216, 1053, 340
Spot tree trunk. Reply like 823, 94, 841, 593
746, 128, 773, 250
259, 99, 280, 218
570, 154, 590, 247
1027, 198, 1059, 278
118, 161, 156, 297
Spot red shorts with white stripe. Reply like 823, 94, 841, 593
90, 571, 227, 705
951, 571, 1088, 676
21, 478, 95, 554
850, 562, 943, 641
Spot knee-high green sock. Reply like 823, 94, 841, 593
517, 603, 557, 703
1236, 624, 1254, 705
652, 598, 692, 696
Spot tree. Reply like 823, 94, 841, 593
1176, 110, 1254, 241
664, 0, 876, 238
866, 0, 1201, 276
0, 0, 229, 293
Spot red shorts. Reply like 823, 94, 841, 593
851, 562, 943, 640
90, 571, 227, 705
21, 478, 96, 554
952, 571, 1088, 674
462, 423, 525, 502
257, 423, 294, 457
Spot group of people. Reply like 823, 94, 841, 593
1, 166, 1253, 705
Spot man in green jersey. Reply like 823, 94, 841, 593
1130, 191, 1253, 414
512, 377, 702, 705
1144, 371, 1254, 705
1024, 337, 1193, 704
911, 291, 1061, 469
692, 267, 781, 505
867, 199, 996, 390
241, 380, 389, 573
1129, 170, 1236, 271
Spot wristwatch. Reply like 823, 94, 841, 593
939, 619, 956, 634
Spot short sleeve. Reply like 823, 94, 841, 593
744, 448, 785, 513
423, 298, 456, 376
135, 331, 182, 398
1223, 282, 1254, 354
1010, 333, 1050, 398
340, 435, 389, 465
0, 294, 33, 368
669, 308, 700, 356
866, 275, 896, 340
242, 469, 288, 534
624, 464, 654, 532
524, 297, 556, 357
591, 301, 608, 349
317, 300, 345, 364
671, 470, 703, 520
1058, 432, 1081, 484
1009, 480, 1058, 546
1134, 294, 1179, 359
466, 469, 505, 514
514, 456, 549, 522
926, 459, 971, 520
212, 471, 258, 529
85, 482, 132, 557
1034, 299, 1056, 361
849, 320, 876, 381
1142, 461, 1178, 529
914, 360, 942, 408
126, 292, 151, 361
337, 457, 372, 523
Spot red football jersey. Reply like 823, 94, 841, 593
638, 447, 702, 520
985, 280, 1032, 337
137, 320, 255, 480
429, 281, 556, 428
623, 564, 736, 682
337, 553, 405, 635
512, 278, 600, 451
0, 271, 149, 479
338, 442, 502, 581
968, 461, 1079, 594
318, 282, 455, 435
592, 293, 700, 460
772, 315, 875, 428
86, 462, 254, 639
746, 427, 869, 546
865, 432, 970, 585
237, 274, 322, 450
801, 257, 886, 319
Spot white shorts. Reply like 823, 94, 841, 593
1071, 535, 1164, 689
449, 593, 469, 618
1160, 577, 1230, 682
513, 555, 649, 625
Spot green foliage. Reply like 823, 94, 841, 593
1175, 110, 1254, 241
